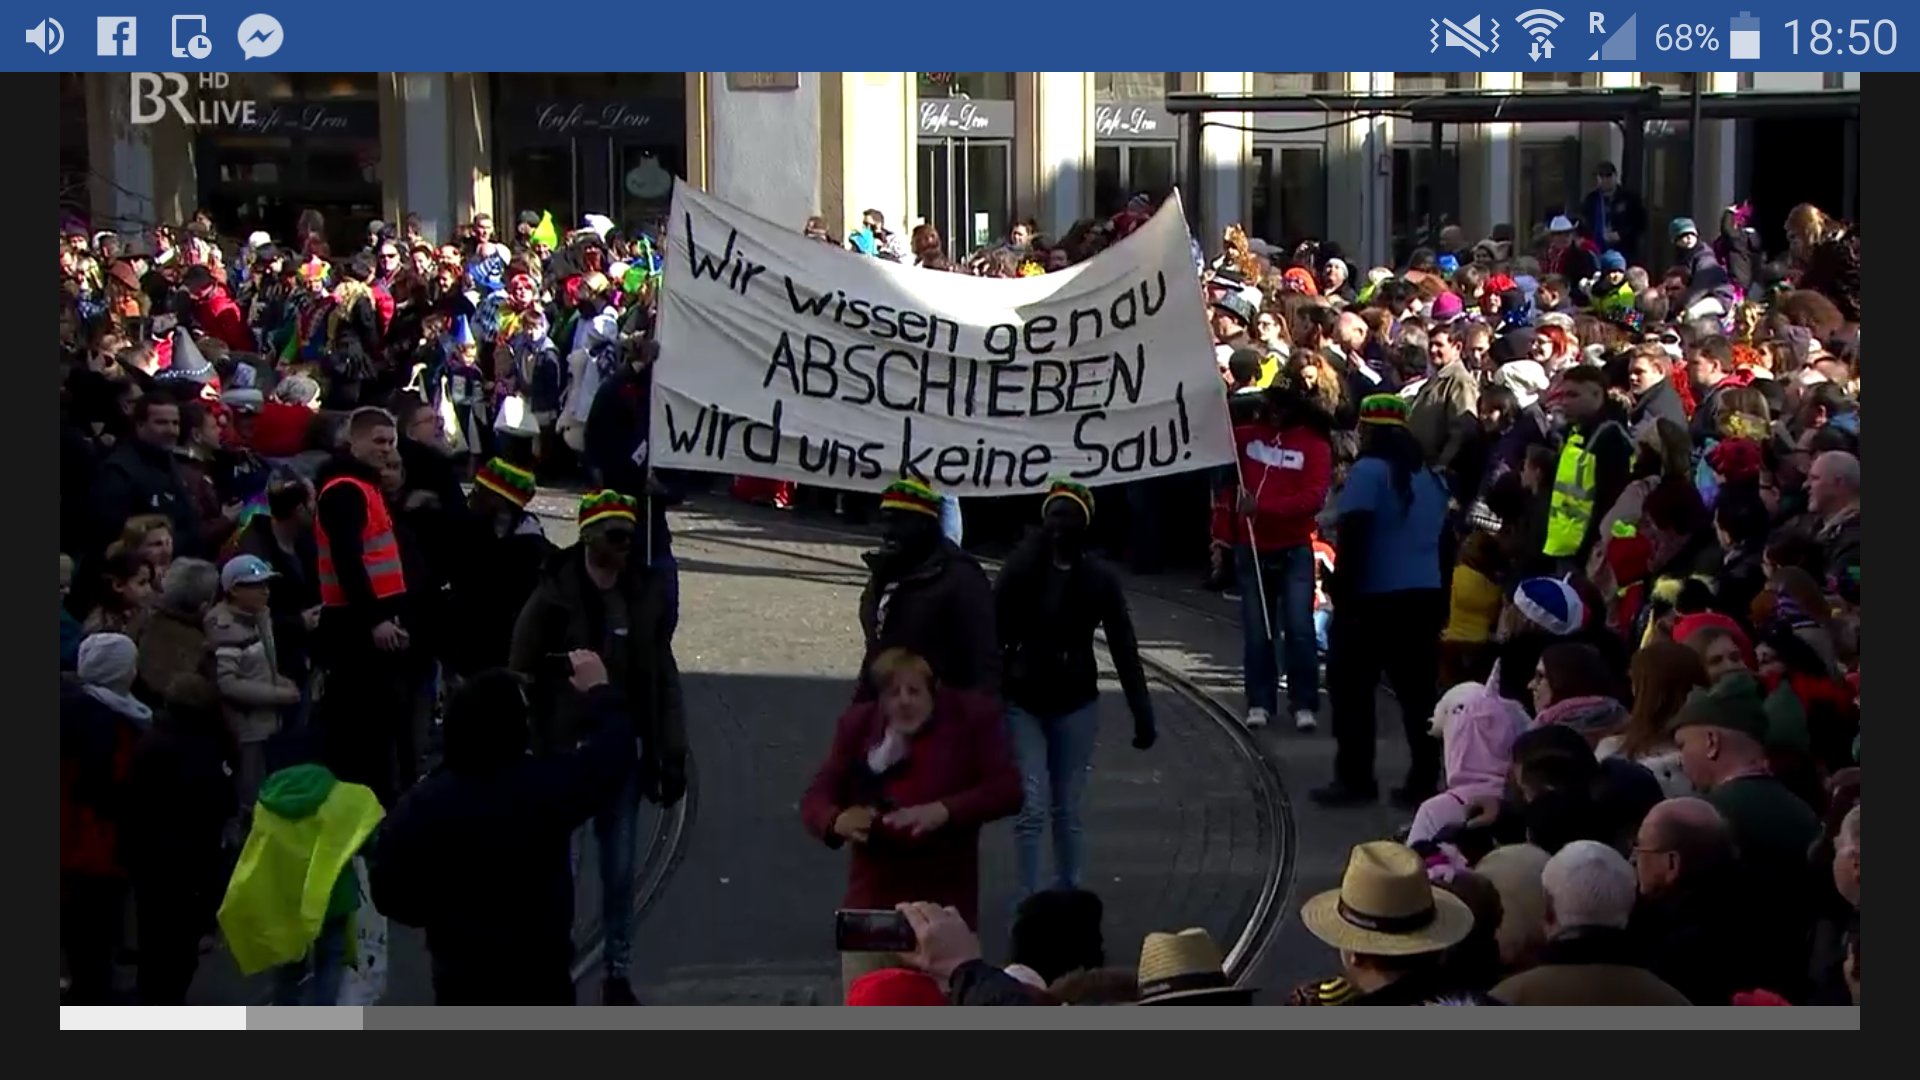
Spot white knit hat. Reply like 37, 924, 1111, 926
77, 633, 138, 692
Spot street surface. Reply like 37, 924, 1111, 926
192, 493, 1420, 1004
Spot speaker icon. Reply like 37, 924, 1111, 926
25, 16, 65, 54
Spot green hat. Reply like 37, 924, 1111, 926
1042, 477, 1095, 524
880, 478, 942, 519
577, 489, 638, 531
1358, 393, 1410, 428
473, 458, 536, 508
1667, 673, 1771, 743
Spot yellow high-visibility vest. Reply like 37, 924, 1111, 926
1544, 423, 1623, 558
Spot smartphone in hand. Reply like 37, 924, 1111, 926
541, 652, 575, 682
834, 908, 917, 953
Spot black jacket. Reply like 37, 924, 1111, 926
92, 438, 203, 558
507, 545, 686, 766
994, 538, 1154, 740
1630, 867, 1783, 1004
120, 708, 237, 898
370, 684, 633, 1005
584, 363, 675, 561
447, 512, 554, 676
1629, 378, 1688, 434
1714, 541, 1768, 630
857, 540, 999, 699
1348, 964, 1502, 1006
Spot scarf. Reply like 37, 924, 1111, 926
866, 726, 912, 775
1532, 695, 1628, 739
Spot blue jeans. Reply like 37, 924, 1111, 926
1235, 544, 1319, 715
592, 768, 643, 980
1007, 703, 1101, 897
940, 495, 964, 547
270, 914, 349, 1005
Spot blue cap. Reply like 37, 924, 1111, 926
220, 554, 278, 591
1670, 217, 1699, 239
447, 314, 473, 347
1600, 250, 1627, 271
1436, 253, 1460, 276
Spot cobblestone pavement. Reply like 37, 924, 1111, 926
191, 488, 1408, 1005
570, 514, 1277, 1005
649, 496, 1421, 1001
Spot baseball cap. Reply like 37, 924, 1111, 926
221, 555, 279, 591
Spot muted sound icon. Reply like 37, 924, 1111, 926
1430, 16, 1500, 58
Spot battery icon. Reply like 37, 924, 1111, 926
1729, 11, 1762, 59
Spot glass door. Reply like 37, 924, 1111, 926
917, 138, 1012, 259
505, 141, 579, 238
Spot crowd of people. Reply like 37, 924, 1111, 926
791, 179, 1864, 1007
59, 206, 685, 1005
60, 169, 1861, 1009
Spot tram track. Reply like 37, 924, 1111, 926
663, 519, 1297, 989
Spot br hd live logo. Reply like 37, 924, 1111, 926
128, 72, 260, 126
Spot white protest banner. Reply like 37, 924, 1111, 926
650, 185, 1234, 495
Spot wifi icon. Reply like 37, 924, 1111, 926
1518, 8, 1565, 60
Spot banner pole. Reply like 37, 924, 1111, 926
1235, 450, 1275, 644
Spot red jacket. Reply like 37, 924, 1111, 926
250, 401, 315, 458
800, 688, 1021, 929
192, 284, 255, 354
1229, 421, 1333, 551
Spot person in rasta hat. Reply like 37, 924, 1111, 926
994, 478, 1157, 897
508, 489, 686, 1004
446, 459, 553, 677
1315, 393, 1451, 810
856, 478, 998, 700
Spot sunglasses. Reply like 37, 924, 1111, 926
601, 528, 635, 545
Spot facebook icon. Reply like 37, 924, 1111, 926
96, 17, 138, 57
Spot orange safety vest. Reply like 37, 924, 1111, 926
315, 475, 407, 607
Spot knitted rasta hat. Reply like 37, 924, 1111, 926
879, 478, 943, 519
577, 489, 638, 530
474, 458, 536, 509
1042, 477, 1095, 524
1358, 394, 1409, 427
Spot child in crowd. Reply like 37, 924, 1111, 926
1440, 530, 1506, 686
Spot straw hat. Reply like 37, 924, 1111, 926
1301, 842, 1476, 957
1135, 928, 1251, 1004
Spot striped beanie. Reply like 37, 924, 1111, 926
474, 458, 536, 508
879, 478, 942, 519
577, 489, 638, 530
1042, 477, 1095, 523
1514, 576, 1585, 637
1358, 393, 1410, 427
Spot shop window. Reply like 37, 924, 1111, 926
917, 140, 1013, 256
1397, 73, 1465, 92
1250, 145, 1327, 247
1094, 143, 1177, 217
1252, 72, 1334, 93
1518, 138, 1582, 232
1392, 145, 1460, 261
919, 73, 1015, 100
1644, 73, 1696, 92
1094, 73, 1178, 100
1644, 123, 1693, 259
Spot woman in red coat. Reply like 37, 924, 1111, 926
801, 648, 1022, 992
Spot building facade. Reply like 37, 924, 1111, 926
69, 71, 1858, 267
